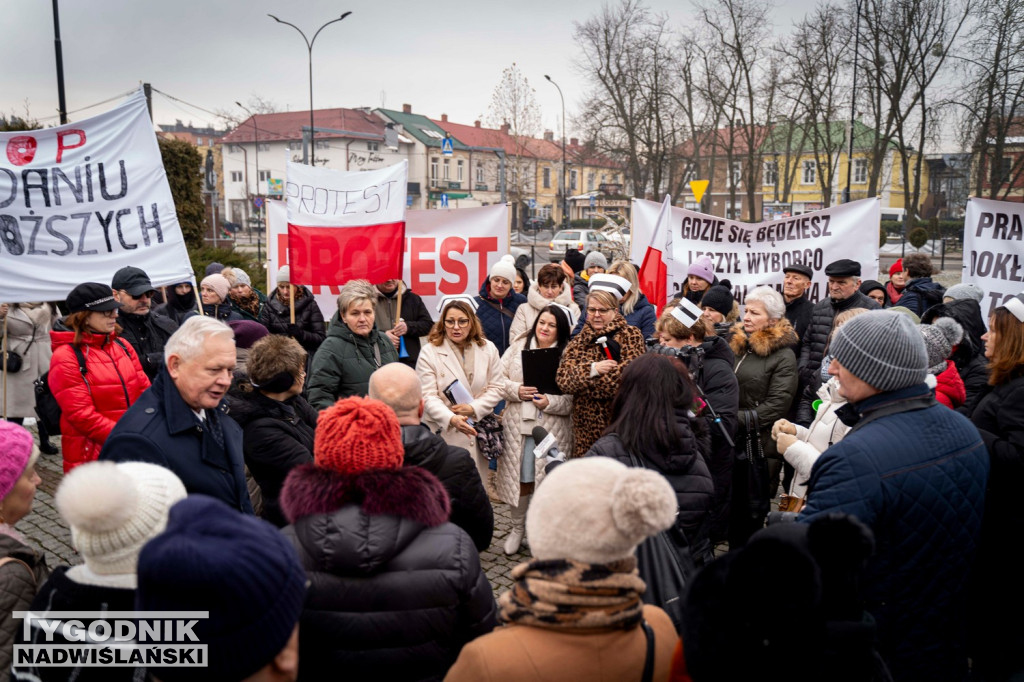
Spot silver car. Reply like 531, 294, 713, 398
547, 229, 616, 263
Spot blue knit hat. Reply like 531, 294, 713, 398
136, 496, 307, 681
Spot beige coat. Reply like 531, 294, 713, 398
1, 303, 56, 418
417, 338, 504, 478
508, 281, 580, 342
444, 604, 678, 682
497, 338, 573, 506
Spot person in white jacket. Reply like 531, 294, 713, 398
508, 263, 581, 342
498, 304, 575, 555
771, 307, 869, 508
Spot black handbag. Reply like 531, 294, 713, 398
627, 449, 694, 634
740, 411, 770, 523
3, 350, 23, 374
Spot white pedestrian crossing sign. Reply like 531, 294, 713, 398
441, 193, 449, 208
441, 137, 454, 156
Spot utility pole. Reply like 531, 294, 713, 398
52, 0, 68, 125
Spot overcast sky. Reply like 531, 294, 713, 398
4, 0, 810, 135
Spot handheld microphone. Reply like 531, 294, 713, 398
532, 426, 566, 474
595, 336, 614, 361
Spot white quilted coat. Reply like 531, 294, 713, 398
496, 337, 573, 507
508, 281, 580, 343
782, 376, 850, 497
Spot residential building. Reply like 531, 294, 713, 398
675, 126, 767, 220
157, 120, 227, 240
218, 107, 415, 226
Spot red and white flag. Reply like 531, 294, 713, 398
286, 160, 407, 285
638, 194, 673, 315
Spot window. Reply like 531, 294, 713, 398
763, 160, 778, 187
801, 160, 817, 185
230, 171, 243, 183
588, 172, 596, 192
257, 143, 270, 152
287, 141, 303, 151
258, 170, 271, 182
543, 167, 551, 189
196, 137, 204, 146
443, 158, 450, 180
430, 158, 438, 181
731, 161, 743, 188
420, 128, 444, 139
570, 169, 578, 191
228, 144, 241, 153
476, 163, 484, 184
457, 159, 464, 182
683, 163, 696, 185
367, 141, 379, 151
853, 158, 867, 184
315, 141, 330, 150
1000, 157, 1013, 183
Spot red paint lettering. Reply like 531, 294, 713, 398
56, 129, 86, 163
6, 136, 36, 166
408, 237, 436, 296
467, 237, 498, 287
438, 236, 467, 295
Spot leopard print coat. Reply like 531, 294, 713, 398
556, 314, 646, 458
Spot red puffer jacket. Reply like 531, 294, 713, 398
934, 359, 967, 410
49, 330, 150, 472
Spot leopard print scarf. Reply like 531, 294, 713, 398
499, 557, 646, 631
231, 290, 261, 318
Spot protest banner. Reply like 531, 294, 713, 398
286, 160, 407, 285
269, 201, 509, 320
631, 197, 880, 305
0, 89, 193, 303
963, 196, 1024, 318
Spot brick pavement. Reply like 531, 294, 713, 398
17, 424, 527, 599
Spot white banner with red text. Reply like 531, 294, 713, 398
285, 160, 407, 285
269, 201, 510, 320
0, 89, 192, 303
963, 196, 1024, 318
631, 197, 880, 305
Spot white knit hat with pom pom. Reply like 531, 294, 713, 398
56, 461, 187, 576
526, 457, 678, 564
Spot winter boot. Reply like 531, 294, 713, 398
504, 494, 531, 555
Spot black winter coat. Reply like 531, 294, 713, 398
154, 287, 198, 324
965, 372, 1024, 675
797, 291, 879, 421
13, 566, 150, 682
230, 391, 317, 527
474, 281, 526, 357
572, 274, 589, 311
401, 423, 494, 551
280, 465, 497, 682
586, 410, 714, 562
185, 301, 243, 323
897, 277, 945, 318
116, 310, 178, 380
374, 286, 434, 368
691, 334, 740, 543
259, 287, 327, 357
785, 294, 814, 344
100, 369, 254, 514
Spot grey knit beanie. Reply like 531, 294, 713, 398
584, 251, 608, 271
944, 283, 984, 303
829, 311, 928, 391
919, 318, 963, 374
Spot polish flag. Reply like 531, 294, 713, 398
638, 194, 674, 315
286, 160, 407, 285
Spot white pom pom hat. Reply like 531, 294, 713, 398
526, 457, 678, 564
56, 461, 187, 577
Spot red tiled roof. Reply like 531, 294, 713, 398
220, 108, 386, 144
676, 125, 770, 157
431, 118, 550, 158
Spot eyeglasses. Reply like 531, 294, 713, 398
444, 318, 471, 328
99, 309, 118, 318
586, 307, 613, 315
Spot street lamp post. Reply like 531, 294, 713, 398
842, 0, 862, 205
236, 102, 261, 234
544, 75, 568, 229
268, 12, 352, 166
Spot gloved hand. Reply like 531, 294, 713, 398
772, 418, 797, 440
776, 432, 798, 453
286, 323, 301, 338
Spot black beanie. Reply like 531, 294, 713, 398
700, 286, 735, 317
564, 248, 586, 274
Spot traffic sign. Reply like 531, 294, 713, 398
527, 198, 536, 209
440, 193, 449, 208
253, 196, 264, 209
589, 194, 596, 207
441, 137, 454, 156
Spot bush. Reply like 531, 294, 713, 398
569, 217, 608, 229
188, 246, 265, 292
881, 219, 963, 240
908, 227, 929, 249
880, 227, 888, 248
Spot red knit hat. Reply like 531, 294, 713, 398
889, 258, 904, 278
314, 396, 404, 475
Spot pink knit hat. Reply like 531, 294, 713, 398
0, 423, 38, 501
201, 274, 231, 302
687, 256, 715, 285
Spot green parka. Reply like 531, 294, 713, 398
307, 313, 399, 410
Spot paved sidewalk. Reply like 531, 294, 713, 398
19, 435, 527, 598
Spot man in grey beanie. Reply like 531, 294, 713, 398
799, 310, 989, 682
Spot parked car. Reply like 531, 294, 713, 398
548, 229, 617, 263
523, 217, 547, 233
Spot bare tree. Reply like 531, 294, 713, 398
487, 62, 542, 225
953, 0, 1024, 198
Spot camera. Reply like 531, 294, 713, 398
645, 340, 705, 364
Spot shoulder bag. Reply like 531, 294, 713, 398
739, 410, 770, 525
627, 446, 693, 634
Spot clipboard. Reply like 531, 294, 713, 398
443, 379, 476, 425
521, 347, 564, 395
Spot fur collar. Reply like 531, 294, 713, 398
729, 318, 798, 357
527, 280, 573, 311
279, 464, 450, 527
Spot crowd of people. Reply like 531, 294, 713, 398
0, 245, 1019, 681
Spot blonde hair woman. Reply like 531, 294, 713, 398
571, 261, 657, 339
